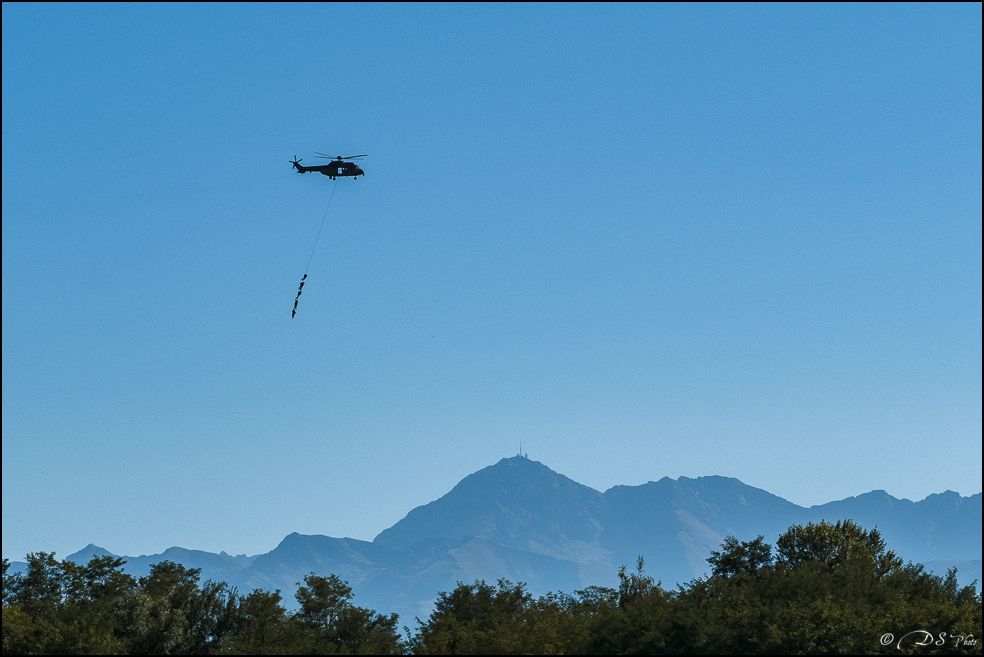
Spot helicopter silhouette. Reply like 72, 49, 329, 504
291, 152, 366, 179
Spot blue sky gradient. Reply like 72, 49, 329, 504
3, 3, 981, 560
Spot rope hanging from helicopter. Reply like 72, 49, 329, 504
292, 179, 338, 319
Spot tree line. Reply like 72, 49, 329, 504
3, 519, 981, 654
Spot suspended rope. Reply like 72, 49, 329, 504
292, 179, 338, 318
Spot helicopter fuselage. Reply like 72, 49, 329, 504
292, 159, 364, 179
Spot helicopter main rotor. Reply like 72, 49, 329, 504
315, 152, 368, 160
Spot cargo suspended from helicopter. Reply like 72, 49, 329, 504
289, 149, 365, 318
291, 152, 366, 180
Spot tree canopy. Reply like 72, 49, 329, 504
3, 519, 980, 654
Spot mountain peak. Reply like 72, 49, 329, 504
373, 457, 608, 558
66, 544, 117, 563
490, 454, 563, 472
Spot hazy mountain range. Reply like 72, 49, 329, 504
15, 456, 982, 624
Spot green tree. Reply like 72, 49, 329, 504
3, 559, 19, 606
668, 520, 983, 655
411, 579, 536, 655
775, 519, 903, 576
115, 590, 190, 655
582, 557, 674, 655
2, 552, 131, 655
220, 589, 291, 655
706, 535, 774, 579
292, 573, 404, 654
137, 560, 238, 654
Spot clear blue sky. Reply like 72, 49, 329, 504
3, 3, 981, 561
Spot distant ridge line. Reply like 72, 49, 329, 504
14, 458, 979, 624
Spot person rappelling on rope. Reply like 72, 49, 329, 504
292, 274, 307, 319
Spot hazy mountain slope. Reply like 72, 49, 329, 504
602, 475, 805, 584
218, 532, 583, 621
66, 543, 249, 582
361, 535, 584, 622
229, 533, 399, 596
804, 490, 982, 563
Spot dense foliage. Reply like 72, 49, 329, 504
3, 520, 980, 654
2, 559, 402, 655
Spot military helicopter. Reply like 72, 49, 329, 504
291, 152, 367, 179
